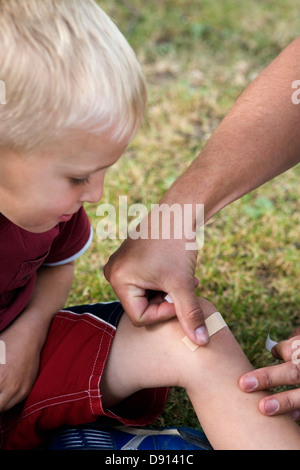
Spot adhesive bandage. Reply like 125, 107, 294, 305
164, 295, 227, 351
182, 312, 227, 351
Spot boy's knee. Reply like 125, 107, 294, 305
152, 298, 221, 350
157, 298, 231, 362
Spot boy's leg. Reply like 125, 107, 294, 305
102, 298, 300, 450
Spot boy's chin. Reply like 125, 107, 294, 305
16, 219, 59, 233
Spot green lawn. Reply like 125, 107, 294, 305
69, 0, 300, 428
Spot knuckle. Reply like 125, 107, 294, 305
103, 260, 115, 282
126, 309, 145, 326
281, 392, 296, 413
280, 341, 292, 360
185, 306, 202, 324
130, 317, 143, 327
288, 363, 300, 385
103, 253, 120, 279
262, 368, 275, 389
104, 267, 117, 284
103, 263, 109, 280
106, 264, 126, 285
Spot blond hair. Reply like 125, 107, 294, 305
0, 0, 147, 152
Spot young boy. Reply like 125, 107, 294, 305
0, 0, 299, 450
0, 0, 146, 413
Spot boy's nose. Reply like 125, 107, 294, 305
80, 175, 104, 204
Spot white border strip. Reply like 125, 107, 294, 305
44, 226, 93, 266
60, 309, 118, 330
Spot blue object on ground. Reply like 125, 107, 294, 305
47, 425, 213, 450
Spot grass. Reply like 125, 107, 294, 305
69, 0, 300, 429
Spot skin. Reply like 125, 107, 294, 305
0, 129, 129, 411
0, 131, 128, 233
240, 328, 300, 420
104, 37, 300, 416
101, 298, 300, 450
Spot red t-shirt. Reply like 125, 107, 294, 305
0, 207, 92, 331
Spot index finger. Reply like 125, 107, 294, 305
240, 360, 300, 392
118, 284, 177, 326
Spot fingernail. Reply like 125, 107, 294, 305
195, 326, 209, 345
264, 399, 279, 415
291, 410, 300, 421
243, 376, 258, 391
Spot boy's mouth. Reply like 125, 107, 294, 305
58, 213, 74, 222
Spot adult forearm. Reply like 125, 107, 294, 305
104, 37, 300, 345
162, 37, 300, 221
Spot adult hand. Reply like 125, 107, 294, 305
239, 328, 300, 420
104, 208, 209, 345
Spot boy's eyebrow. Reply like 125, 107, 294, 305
64, 162, 113, 175
83, 163, 112, 173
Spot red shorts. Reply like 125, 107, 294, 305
0, 302, 169, 450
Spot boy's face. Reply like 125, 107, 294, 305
0, 130, 128, 233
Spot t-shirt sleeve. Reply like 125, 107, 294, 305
43, 207, 93, 266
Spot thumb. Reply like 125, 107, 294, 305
167, 287, 209, 345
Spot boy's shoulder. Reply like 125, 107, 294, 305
0, 207, 92, 330
0, 206, 92, 266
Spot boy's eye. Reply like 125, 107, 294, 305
69, 176, 90, 186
